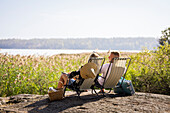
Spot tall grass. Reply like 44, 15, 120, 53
0, 52, 142, 97
2, 49, 168, 97
0, 53, 95, 97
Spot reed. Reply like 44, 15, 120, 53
0, 52, 111, 97
0, 51, 141, 97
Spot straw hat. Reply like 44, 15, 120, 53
80, 62, 98, 79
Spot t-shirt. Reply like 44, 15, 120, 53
98, 63, 111, 85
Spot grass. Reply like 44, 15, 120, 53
1, 52, 120, 97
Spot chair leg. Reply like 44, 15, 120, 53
63, 86, 67, 97
91, 89, 94, 94
108, 88, 112, 93
76, 90, 81, 98
92, 89, 98, 96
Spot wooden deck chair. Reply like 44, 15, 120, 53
94, 58, 131, 95
63, 57, 105, 97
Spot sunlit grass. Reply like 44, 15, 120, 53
0, 52, 133, 97
0, 53, 108, 96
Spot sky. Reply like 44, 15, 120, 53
0, 0, 170, 39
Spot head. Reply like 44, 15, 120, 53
88, 52, 100, 63
108, 51, 120, 62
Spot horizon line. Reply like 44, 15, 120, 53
0, 36, 159, 40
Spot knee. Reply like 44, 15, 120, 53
61, 73, 68, 80
61, 73, 67, 78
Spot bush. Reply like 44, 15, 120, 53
127, 42, 170, 95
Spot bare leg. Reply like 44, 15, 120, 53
57, 74, 68, 88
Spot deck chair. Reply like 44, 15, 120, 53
63, 57, 105, 97
93, 58, 131, 95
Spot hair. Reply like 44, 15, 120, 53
88, 52, 100, 63
111, 51, 120, 57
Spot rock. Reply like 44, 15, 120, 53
0, 92, 170, 113
0, 97, 10, 105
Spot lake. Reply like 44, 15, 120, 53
0, 49, 140, 56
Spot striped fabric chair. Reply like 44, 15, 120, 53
93, 58, 131, 95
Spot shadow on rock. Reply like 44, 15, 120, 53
25, 93, 125, 113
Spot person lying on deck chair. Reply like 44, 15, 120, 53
57, 52, 100, 89
96, 50, 121, 93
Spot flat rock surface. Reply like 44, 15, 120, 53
0, 91, 170, 113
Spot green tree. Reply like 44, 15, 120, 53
159, 27, 170, 46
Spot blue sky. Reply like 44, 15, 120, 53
0, 0, 170, 39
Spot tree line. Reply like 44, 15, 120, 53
0, 38, 158, 50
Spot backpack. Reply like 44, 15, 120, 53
114, 77, 135, 96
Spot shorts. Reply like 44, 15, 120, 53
68, 78, 75, 85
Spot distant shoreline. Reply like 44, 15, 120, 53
0, 38, 158, 50
0, 49, 140, 56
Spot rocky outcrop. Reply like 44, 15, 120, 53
0, 94, 45, 105
0, 92, 170, 113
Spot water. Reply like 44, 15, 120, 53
0, 49, 140, 56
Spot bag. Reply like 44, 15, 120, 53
114, 78, 135, 95
48, 88, 64, 101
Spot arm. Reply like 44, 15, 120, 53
69, 71, 80, 78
